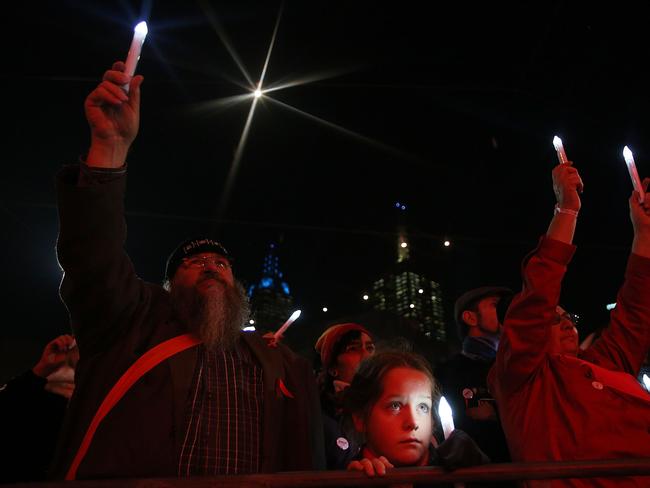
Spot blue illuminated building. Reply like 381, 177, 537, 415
248, 243, 294, 332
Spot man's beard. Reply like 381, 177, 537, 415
170, 275, 250, 352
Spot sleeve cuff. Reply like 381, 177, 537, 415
78, 162, 127, 187
536, 235, 576, 264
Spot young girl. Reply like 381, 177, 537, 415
343, 350, 489, 477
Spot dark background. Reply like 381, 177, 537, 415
2, 1, 649, 380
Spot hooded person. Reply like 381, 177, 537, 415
314, 323, 375, 469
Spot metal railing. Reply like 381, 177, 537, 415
8, 458, 650, 487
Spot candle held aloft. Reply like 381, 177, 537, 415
623, 146, 646, 204
273, 309, 302, 341
123, 21, 148, 93
553, 136, 569, 165
438, 396, 455, 440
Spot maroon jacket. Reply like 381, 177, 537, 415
488, 236, 650, 488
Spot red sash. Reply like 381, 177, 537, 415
65, 333, 201, 480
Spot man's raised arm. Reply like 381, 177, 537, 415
584, 177, 650, 373
492, 163, 583, 393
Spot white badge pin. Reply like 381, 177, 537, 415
336, 437, 349, 450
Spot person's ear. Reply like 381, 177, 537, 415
328, 368, 339, 378
352, 413, 366, 433
462, 310, 478, 327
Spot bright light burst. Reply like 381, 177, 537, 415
216, 2, 283, 217
200, 0, 422, 217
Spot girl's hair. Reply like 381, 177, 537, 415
343, 349, 440, 429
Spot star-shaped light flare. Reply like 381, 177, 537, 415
197, 1, 422, 218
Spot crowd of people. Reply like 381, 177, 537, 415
2, 60, 650, 487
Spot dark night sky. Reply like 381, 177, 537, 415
2, 1, 650, 380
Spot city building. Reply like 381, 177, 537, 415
247, 242, 294, 333
368, 226, 446, 341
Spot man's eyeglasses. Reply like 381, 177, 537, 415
182, 256, 230, 270
555, 311, 579, 326
344, 342, 376, 354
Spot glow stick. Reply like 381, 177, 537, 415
123, 21, 148, 93
553, 136, 569, 165
273, 310, 301, 341
623, 146, 646, 204
438, 396, 455, 440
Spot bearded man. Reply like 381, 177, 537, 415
50, 60, 324, 480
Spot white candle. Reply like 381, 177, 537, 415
553, 136, 569, 165
623, 146, 646, 204
273, 309, 302, 341
438, 396, 455, 440
123, 21, 148, 93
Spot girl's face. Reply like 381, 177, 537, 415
354, 367, 433, 466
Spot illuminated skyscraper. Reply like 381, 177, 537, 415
248, 243, 294, 333
369, 226, 446, 341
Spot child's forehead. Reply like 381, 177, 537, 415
381, 366, 432, 391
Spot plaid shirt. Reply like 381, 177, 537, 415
178, 342, 263, 476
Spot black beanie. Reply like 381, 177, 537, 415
164, 237, 231, 281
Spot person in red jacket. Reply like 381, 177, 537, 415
488, 162, 650, 487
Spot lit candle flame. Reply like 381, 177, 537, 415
123, 21, 148, 93
623, 146, 646, 204
553, 136, 569, 165
438, 396, 455, 440
134, 21, 148, 36
273, 309, 302, 341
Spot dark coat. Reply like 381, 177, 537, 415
0, 371, 67, 483
50, 165, 325, 479
436, 351, 511, 464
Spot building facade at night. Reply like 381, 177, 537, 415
369, 226, 446, 341
247, 243, 294, 333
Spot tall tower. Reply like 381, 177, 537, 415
369, 224, 446, 341
248, 243, 294, 333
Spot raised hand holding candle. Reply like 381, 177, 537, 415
123, 21, 148, 93
553, 136, 569, 165
438, 396, 455, 440
623, 146, 646, 204
273, 310, 302, 341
